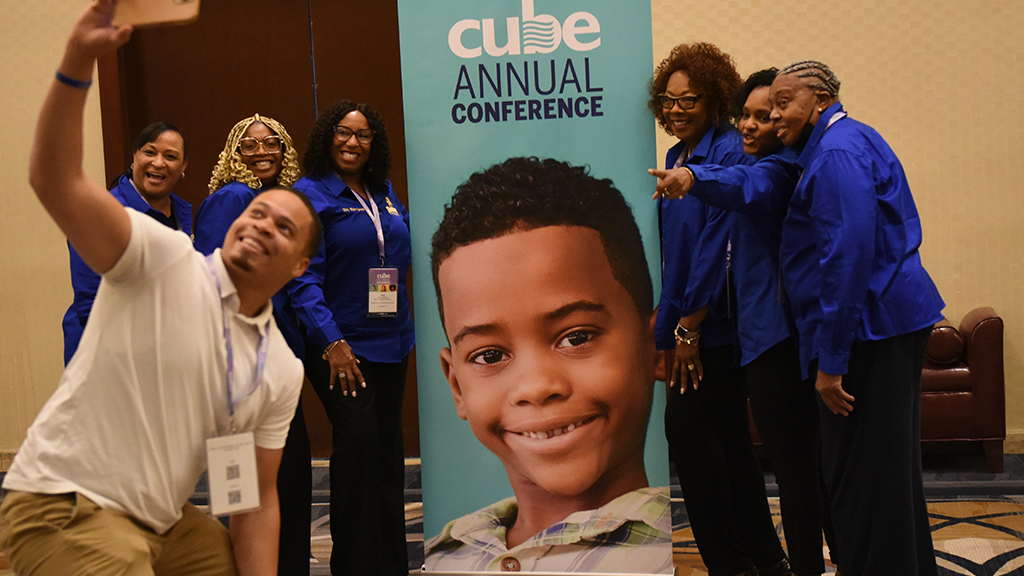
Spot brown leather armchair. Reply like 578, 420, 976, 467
749, 307, 1006, 472
920, 307, 1005, 472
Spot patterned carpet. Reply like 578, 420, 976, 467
670, 496, 1024, 576
671, 452, 1024, 576
5, 453, 1024, 575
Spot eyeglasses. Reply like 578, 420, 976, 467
334, 126, 374, 145
238, 136, 283, 155
658, 93, 704, 111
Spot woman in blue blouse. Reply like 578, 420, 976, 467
193, 113, 311, 576
292, 101, 414, 576
62, 122, 190, 365
768, 61, 943, 576
648, 45, 787, 576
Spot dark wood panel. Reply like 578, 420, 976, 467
97, 51, 129, 187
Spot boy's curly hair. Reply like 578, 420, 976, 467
431, 157, 652, 325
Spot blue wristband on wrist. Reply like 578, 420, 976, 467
55, 70, 92, 90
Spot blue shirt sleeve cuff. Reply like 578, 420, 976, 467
311, 326, 345, 352
817, 352, 850, 376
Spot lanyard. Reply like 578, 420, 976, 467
351, 190, 386, 267
827, 110, 847, 129
206, 255, 270, 431
671, 146, 689, 169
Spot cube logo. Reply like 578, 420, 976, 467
448, 0, 601, 59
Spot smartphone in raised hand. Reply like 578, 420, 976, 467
112, 0, 200, 28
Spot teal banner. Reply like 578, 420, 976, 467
398, 1, 668, 571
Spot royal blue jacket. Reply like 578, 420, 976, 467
655, 125, 750, 351
62, 174, 192, 365
781, 103, 944, 377
291, 173, 414, 363
687, 148, 802, 365
193, 180, 305, 357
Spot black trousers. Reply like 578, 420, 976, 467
819, 328, 936, 576
666, 344, 785, 576
277, 399, 313, 576
306, 351, 410, 576
747, 337, 834, 575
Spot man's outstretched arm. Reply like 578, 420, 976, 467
30, 0, 133, 274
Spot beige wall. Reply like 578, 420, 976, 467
651, 0, 1024, 441
0, 1, 106, 461
1, 0, 1022, 459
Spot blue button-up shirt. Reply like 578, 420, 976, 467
193, 180, 305, 357
781, 103, 944, 377
655, 125, 750, 351
687, 149, 802, 365
291, 173, 414, 362
62, 174, 192, 364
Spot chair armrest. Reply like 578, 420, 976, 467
960, 307, 1005, 438
960, 307, 999, 350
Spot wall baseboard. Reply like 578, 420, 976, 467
1, 451, 14, 473
1005, 431, 1024, 454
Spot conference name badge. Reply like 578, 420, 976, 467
368, 267, 399, 317
206, 432, 260, 516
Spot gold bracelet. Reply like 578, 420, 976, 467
674, 322, 700, 346
675, 332, 700, 346
682, 166, 696, 188
322, 339, 345, 361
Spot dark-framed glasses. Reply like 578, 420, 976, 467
334, 126, 374, 145
658, 93, 704, 111
238, 135, 283, 155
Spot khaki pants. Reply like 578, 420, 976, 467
0, 491, 238, 576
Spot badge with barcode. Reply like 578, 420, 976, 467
206, 432, 260, 516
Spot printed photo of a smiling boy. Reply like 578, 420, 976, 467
424, 157, 672, 573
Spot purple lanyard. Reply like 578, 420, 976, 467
206, 255, 270, 424
351, 190, 386, 267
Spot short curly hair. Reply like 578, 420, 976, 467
648, 42, 742, 135
207, 114, 300, 195
431, 157, 652, 327
303, 100, 391, 189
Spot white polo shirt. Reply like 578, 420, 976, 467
3, 209, 303, 533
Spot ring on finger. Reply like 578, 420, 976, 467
341, 373, 348, 378
687, 363, 695, 370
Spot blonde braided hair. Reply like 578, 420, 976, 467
208, 114, 301, 195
